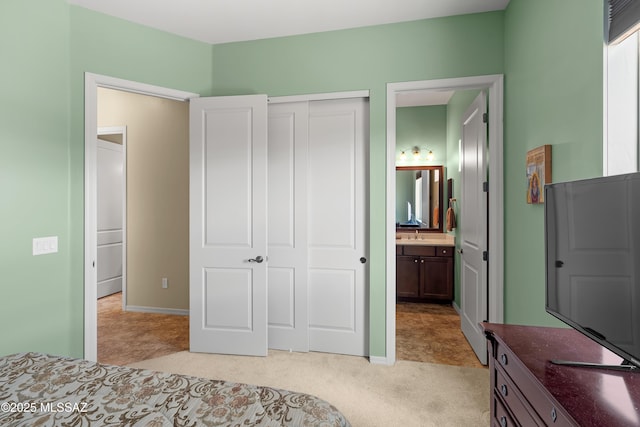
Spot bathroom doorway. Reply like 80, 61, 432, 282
386, 75, 505, 366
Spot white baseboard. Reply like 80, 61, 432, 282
125, 305, 189, 316
369, 355, 394, 366
97, 278, 122, 299
452, 301, 461, 314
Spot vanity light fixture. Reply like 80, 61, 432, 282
399, 146, 435, 162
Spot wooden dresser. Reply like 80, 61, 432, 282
483, 323, 640, 427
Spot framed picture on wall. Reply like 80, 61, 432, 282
526, 145, 552, 204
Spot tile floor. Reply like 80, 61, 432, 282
396, 302, 484, 368
98, 293, 482, 368
98, 292, 188, 365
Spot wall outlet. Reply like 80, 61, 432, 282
33, 236, 58, 255
162, 277, 168, 289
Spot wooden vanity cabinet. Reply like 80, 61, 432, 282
396, 245, 454, 301
396, 255, 421, 298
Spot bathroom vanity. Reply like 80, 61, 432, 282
396, 235, 454, 302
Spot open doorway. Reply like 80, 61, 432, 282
385, 75, 505, 366
94, 87, 191, 365
392, 91, 483, 367
84, 73, 198, 362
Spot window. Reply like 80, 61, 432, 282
605, 0, 640, 175
605, 31, 638, 175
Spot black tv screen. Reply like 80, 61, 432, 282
545, 172, 640, 368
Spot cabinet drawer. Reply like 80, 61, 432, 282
495, 341, 575, 427
495, 367, 543, 426
403, 245, 435, 256
436, 246, 454, 257
493, 396, 515, 427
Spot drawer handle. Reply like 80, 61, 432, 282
500, 416, 507, 427
500, 353, 508, 365
551, 407, 557, 423
442, 249, 447, 254
414, 259, 418, 263
500, 384, 508, 397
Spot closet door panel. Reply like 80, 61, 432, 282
190, 95, 268, 356
307, 98, 369, 356
308, 111, 355, 248
267, 102, 309, 352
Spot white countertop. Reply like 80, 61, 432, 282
396, 233, 455, 246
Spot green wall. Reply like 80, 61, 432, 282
396, 105, 447, 164
210, 12, 505, 357
503, 0, 603, 325
0, 0, 73, 356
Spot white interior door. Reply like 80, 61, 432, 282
189, 95, 268, 356
307, 98, 369, 356
460, 92, 488, 365
97, 138, 124, 298
267, 101, 309, 352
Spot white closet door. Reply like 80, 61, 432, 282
267, 102, 309, 352
97, 138, 123, 298
307, 98, 369, 356
189, 95, 268, 356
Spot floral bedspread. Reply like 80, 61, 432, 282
0, 352, 350, 427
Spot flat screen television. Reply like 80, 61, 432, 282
545, 172, 640, 369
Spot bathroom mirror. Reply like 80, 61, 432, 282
396, 165, 444, 232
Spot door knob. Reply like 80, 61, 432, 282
360, 257, 367, 264
248, 255, 264, 263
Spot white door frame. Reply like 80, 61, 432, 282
84, 72, 198, 361
384, 75, 504, 366
97, 126, 127, 304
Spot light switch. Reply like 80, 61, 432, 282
33, 236, 58, 255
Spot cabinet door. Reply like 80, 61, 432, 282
396, 256, 420, 298
421, 257, 453, 300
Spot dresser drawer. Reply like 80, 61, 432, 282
493, 396, 515, 427
495, 367, 543, 426
495, 341, 575, 426
403, 245, 435, 256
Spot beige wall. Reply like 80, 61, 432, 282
98, 87, 189, 310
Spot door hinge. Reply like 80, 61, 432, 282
483, 181, 489, 192
482, 251, 489, 262
482, 112, 488, 123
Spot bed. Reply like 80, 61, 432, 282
0, 352, 350, 426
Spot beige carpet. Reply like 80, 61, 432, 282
129, 350, 490, 427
